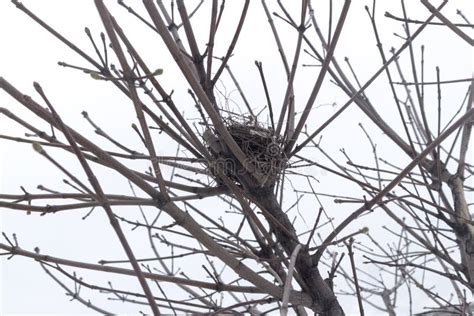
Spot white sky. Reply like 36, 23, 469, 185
0, 0, 472, 315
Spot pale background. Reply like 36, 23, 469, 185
0, 0, 472, 315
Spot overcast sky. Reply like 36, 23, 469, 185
0, 0, 472, 315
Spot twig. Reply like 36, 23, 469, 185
346, 238, 364, 315
457, 82, 473, 177
211, 0, 250, 86
33, 77, 160, 315
275, 0, 308, 137
281, 244, 302, 316
290, 0, 449, 158
286, 0, 351, 153
421, 0, 474, 46
384, 11, 474, 28
39, 262, 114, 315
312, 106, 474, 263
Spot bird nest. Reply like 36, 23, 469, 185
204, 116, 286, 188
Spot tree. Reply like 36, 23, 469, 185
0, 0, 472, 315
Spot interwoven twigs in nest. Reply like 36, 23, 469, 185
204, 117, 286, 187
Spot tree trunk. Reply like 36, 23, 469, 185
251, 186, 345, 315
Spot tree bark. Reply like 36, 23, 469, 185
251, 186, 345, 315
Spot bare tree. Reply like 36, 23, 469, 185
0, 0, 472, 315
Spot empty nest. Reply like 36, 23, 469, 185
204, 116, 286, 188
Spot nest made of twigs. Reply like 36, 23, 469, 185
204, 116, 286, 188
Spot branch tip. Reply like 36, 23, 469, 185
32, 142, 44, 154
